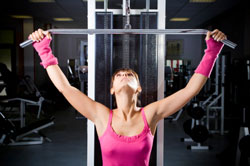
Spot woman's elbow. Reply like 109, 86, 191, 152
58, 84, 72, 94
184, 87, 201, 98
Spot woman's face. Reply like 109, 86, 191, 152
111, 71, 140, 95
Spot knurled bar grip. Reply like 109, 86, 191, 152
20, 29, 237, 49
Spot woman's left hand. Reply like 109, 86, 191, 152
205, 29, 227, 42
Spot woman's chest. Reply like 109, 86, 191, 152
111, 118, 145, 136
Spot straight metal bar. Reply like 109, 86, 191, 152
95, 9, 159, 15
201, 92, 214, 106
49, 28, 209, 34
207, 94, 222, 108
20, 29, 237, 49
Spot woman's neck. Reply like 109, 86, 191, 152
115, 91, 139, 121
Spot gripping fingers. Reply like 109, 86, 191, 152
44, 31, 52, 39
35, 31, 42, 42
39, 29, 52, 39
205, 31, 212, 40
30, 31, 42, 42
212, 32, 220, 41
31, 33, 39, 42
218, 33, 226, 41
215, 33, 223, 41
28, 29, 51, 43
37, 29, 44, 41
211, 30, 226, 42
205, 29, 227, 42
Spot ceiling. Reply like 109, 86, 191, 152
1, 0, 240, 28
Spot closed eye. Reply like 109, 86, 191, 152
115, 72, 134, 77
127, 73, 134, 77
116, 73, 121, 77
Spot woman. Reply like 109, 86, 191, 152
29, 29, 226, 166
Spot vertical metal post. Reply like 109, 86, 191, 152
247, 60, 250, 80
122, 0, 129, 16
157, 0, 165, 165
104, 0, 108, 12
123, 0, 131, 29
122, 0, 131, 68
221, 55, 225, 135
206, 105, 210, 130
87, 0, 96, 165
80, 41, 87, 92
215, 58, 219, 95
146, 0, 150, 11
20, 101, 25, 128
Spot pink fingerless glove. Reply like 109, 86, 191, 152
32, 37, 58, 69
194, 38, 224, 78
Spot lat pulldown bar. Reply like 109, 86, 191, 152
20, 29, 237, 49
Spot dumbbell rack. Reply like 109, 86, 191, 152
181, 118, 210, 150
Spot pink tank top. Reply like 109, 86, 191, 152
99, 108, 154, 166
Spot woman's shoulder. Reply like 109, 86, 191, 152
143, 104, 158, 123
95, 103, 110, 119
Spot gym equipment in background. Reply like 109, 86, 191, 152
0, 75, 46, 128
187, 102, 205, 120
67, 57, 88, 120
201, 55, 227, 135
235, 107, 250, 166
19, 0, 237, 165
0, 112, 54, 146
181, 101, 210, 150
165, 60, 192, 122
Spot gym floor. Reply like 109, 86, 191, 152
0, 101, 239, 166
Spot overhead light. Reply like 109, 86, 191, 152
170, 17, 190, 21
53, 17, 74, 21
190, 0, 216, 3
11, 15, 33, 19
29, 0, 55, 2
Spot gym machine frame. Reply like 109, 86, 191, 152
201, 55, 226, 135
0, 112, 54, 146
0, 74, 54, 146
1, 97, 44, 128
87, 0, 166, 165
19, 0, 237, 165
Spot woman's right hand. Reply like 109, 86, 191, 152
29, 28, 52, 42
29, 29, 58, 69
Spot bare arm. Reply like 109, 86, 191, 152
46, 65, 109, 123
145, 73, 207, 123
145, 29, 226, 124
29, 29, 109, 124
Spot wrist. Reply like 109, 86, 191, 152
32, 37, 58, 69
205, 38, 224, 55
32, 37, 52, 54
